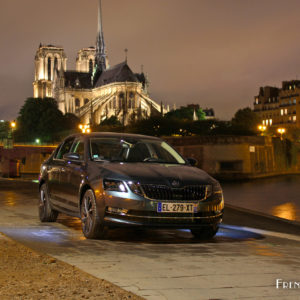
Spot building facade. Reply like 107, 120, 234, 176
33, 0, 165, 125
254, 80, 300, 130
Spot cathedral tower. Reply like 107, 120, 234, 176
94, 0, 109, 78
33, 44, 67, 98
76, 47, 96, 73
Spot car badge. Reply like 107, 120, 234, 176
171, 180, 180, 187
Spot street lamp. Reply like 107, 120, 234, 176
277, 127, 286, 140
258, 125, 266, 136
79, 124, 91, 134
10, 121, 16, 129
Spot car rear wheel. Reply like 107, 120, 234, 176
80, 189, 106, 239
39, 184, 58, 222
190, 225, 219, 240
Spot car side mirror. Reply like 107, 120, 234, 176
63, 153, 80, 161
187, 157, 197, 166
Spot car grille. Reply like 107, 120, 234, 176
141, 184, 209, 201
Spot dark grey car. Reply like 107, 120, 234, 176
38, 132, 224, 239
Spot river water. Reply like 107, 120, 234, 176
222, 175, 300, 223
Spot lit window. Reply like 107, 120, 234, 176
284, 109, 288, 115
266, 120, 269, 125
262, 120, 265, 125
255, 98, 258, 104
293, 99, 297, 104
289, 85, 292, 90
293, 116, 297, 122
280, 109, 284, 116
269, 119, 272, 125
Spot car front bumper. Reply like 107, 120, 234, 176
104, 210, 223, 228
98, 187, 224, 229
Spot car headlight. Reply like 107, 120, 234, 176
127, 181, 144, 196
206, 185, 212, 198
212, 181, 224, 202
103, 179, 127, 192
212, 181, 222, 194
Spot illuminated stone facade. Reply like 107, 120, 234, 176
254, 80, 300, 130
33, 45, 67, 98
33, 1, 165, 125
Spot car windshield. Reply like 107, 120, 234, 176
89, 137, 186, 164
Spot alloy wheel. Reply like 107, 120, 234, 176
81, 194, 93, 235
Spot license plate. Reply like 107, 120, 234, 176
157, 202, 197, 213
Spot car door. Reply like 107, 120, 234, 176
59, 138, 87, 213
48, 137, 75, 210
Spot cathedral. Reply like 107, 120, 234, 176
33, 0, 166, 126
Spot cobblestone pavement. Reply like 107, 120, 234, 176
0, 180, 300, 300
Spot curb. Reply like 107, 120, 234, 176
225, 203, 300, 228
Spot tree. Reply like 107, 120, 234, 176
164, 107, 206, 121
231, 107, 260, 134
63, 113, 80, 130
100, 116, 121, 127
14, 97, 66, 143
0, 121, 10, 139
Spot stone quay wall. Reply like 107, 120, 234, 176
164, 136, 300, 180
0, 144, 56, 178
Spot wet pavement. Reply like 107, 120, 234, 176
1, 179, 300, 299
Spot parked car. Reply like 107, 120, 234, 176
38, 132, 224, 239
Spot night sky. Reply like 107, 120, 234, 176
1, 0, 300, 121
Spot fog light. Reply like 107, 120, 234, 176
107, 207, 128, 215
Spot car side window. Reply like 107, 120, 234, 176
71, 140, 85, 160
55, 138, 75, 159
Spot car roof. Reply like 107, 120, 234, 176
65, 132, 161, 141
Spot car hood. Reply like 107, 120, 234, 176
93, 162, 215, 187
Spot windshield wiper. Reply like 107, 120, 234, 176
142, 158, 179, 164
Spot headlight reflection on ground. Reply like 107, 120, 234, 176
179, 225, 264, 241
1, 227, 72, 244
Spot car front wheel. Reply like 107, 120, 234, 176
39, 184, 58, 222
80, 189, 106, 239
190, 225, 219, 240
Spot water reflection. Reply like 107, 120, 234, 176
271, 202, 298, 221
222, 175, 300, 222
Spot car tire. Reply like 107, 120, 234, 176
39, 184, 58, 222
80, 189, 106, 239
190, 225, 219, 240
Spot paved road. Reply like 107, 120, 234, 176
0, 180, 300, 300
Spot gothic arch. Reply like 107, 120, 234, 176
75, 98, 80, 107
47, 57, 52, 80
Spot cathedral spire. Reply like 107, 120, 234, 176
95, 0, 107, 74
